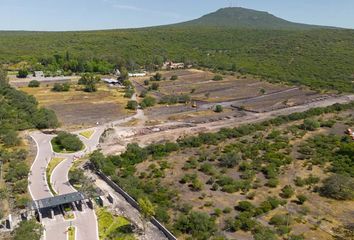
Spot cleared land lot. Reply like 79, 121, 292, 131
20, 84, 132, 130
133, 69, 333, 122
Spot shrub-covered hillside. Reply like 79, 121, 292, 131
0, 27, 354, 92
0, 67, 58, 218
0, 68, 58, 146
90, 102, 354, 239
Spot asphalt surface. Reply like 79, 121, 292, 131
27, 108, 144, 240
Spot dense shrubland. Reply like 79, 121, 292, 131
90, 101, 354, 239
0, 67, 58, 218
1, 27, 354, 92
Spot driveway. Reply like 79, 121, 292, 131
28, 109, 145, 240
28, 132, 99, 240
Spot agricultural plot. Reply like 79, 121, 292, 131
20, 84, 131, 129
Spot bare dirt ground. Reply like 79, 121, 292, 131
132, 69, 337, 125
20, 84, 132, 130
100, 94, 354, 156
9, 75, 79, 87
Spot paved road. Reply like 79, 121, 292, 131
28, 93, 354, 240
28, 108, 145, 240
28, 133, 55, 200
28, 132, 98, 240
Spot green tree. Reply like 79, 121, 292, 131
28, 80, 40, 88
52, 132, 83, 152
174, 211, 217, 240
17, 69, 28, 78
140, 96, 156, 109
33, 108, 59, 129
219, 151, 241, 168
52, 83, 70, 92
296, 194, 307, 205
12, 220, 43, 240
212, 75, 223, 81
214, 105, 223, 113
138, 197, 156, 219
143, 79, 150, 86
302, 119, 320, 131
119, 66, 129, 80
151, 72, 162, 81
126, 100, 138, 110
78, 74, 100, 92
320, 174, 354, 200
1, 129, 20, 147
280, 185, 294, 199
259, 88, 266, 95
0, 67, 8, 87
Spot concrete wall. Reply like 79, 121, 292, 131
95, 171, 177, 240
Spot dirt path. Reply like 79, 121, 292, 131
102, 94, 354, 154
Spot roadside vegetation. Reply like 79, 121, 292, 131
46, 157, 65, 195
90, 101, 354, 239
96, 208, 135, 240
68, 226, 75, 240
79, 130, 95, 139
12, 219, 43, 240
51, 132, 84, 153
0, 67, 58, 224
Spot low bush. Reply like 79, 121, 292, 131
28, 80, 40, 88
52, 83, 70, 92
320, 174, 354, 200
170, 75, 178, 80
212, 75, 223, 81
126, 100, 138, 110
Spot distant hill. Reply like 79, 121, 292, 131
174, 7, 327, 30
0, 8, 353, 92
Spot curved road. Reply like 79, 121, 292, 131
28, 93, 354, 240
28, 109, 145, 240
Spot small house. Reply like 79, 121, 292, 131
162, 61, 185, 70
102, 78, 121, 86
34, 71, 44, 78
128, 72, 146, 77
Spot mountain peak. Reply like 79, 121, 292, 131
175, 7, 322, 30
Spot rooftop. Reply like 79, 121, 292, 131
28, 192, 86, 210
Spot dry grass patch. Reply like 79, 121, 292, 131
79, 130, 95, 139
21, 84, 132, 129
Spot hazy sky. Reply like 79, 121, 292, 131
0, 0, 353, 31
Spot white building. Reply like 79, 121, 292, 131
102, 78, 121, 86
162, 61, 186, 70
128, 72, 146, 77
34, 71, 44, 78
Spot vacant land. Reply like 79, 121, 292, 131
20, 84, 132, 130
133, 69, 334, 123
